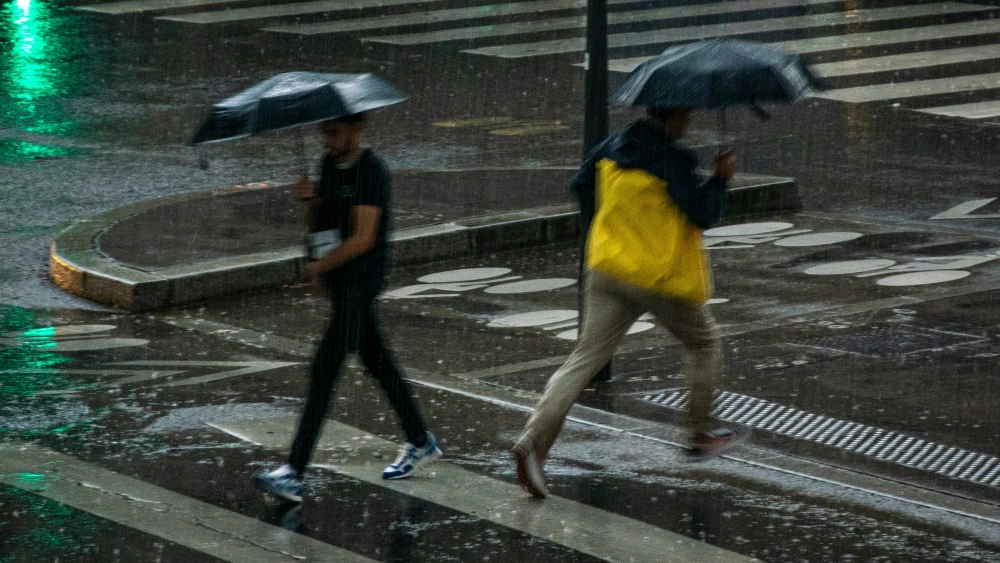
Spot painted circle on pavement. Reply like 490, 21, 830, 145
556, 322, 655, 341
418, 268, 512, 283
703, 222, 795, 237
804, 259, 897, 276
488, 310, 578, 328
774, 232, 863, 247
484, 278, 576, 294
876, 270, 971, 287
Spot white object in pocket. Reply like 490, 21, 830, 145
308, 229, 342, 260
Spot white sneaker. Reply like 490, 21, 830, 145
382, 433, 442, 480
252, 464, 304, 503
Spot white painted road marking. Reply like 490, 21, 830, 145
76, 0, 262, 15
166, 315, 1000, 527
0, 443, 380, 563
21, 361, 302, 395
811, 45, 1000, 79
918, 100, 1000, 119
0, 324, 150, 351
264, 0, 592, 36
462, 3, 992, 58
367, 0, 847, 46
931, 198, 1000, 220
213, 416, 758, 563
156, 0, 439, 25
818, 72, 1000, 103
610, 19, 1000, 74
647, 389, 1000, 488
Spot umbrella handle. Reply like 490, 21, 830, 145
750, 102, 771, 121
717, 108, 729, 153
295, 128, 309, 179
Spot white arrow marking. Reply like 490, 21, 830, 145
930, 198, 1000, 220
27, 362, 301, 394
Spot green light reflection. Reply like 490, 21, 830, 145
1, 0, 82, 159
0, 306, 72, 402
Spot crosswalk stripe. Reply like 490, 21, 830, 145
366, 15, 584, 45
767, 17, 1000, 56
213, 416, 757, 563
156, 0, 439, 25
817, 71, 1000, 103
461, 2, 994, 58
76, 0, 260, 15
368, 0, 846, 46
917, 100, 1000, 118
265, 0, 591, 36
0, 443, 379, 563
811, 44, 1000, 78
607, 18, 1000, 74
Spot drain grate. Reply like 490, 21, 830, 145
644, 389, 1000, 487
796, 326, 984, 357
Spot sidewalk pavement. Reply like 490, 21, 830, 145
49, 167, 798, 311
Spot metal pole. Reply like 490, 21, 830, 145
582, 0, 612, 383
584, 0, 608, 155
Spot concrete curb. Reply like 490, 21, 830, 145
50, 174, 799, 311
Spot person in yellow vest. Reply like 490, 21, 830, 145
512, 106, 742, 498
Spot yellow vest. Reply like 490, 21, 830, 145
585, 158, 712, 303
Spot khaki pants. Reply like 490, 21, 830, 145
519, 270, 721, 457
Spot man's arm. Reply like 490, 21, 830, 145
571, 146, 603, 232
666, 152, 734, 230
308, 205, 380, 276
294, 176, 321, 232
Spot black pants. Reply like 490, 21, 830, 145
288, 287, 428, 476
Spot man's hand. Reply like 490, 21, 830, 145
714, 151, 736, 180
304, 260, 327, 291
294, 176, 316, 201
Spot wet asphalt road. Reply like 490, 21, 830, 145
6, 231, 1000, 561
5, 0, 1000, 561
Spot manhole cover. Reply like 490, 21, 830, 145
796, 325, 983, 357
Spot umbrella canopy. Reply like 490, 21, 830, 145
612, 39, 822, 110
191, 72, 407, 145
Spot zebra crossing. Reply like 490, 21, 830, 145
78, 0, 1000, 118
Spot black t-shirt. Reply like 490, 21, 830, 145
314, 149, 392, 291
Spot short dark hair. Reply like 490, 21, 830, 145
646, 106, 693, 122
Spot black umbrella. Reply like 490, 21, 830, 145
612, 38, 822, 115
190, 72, 407, 145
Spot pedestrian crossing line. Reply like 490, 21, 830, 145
213, 416, 758, 563
76, 0, 260, 15
462, 2, 994, 58
616, 43, 1000, 82
156, 0, 440, 25
264, 0, 592, 36
608, 18, 1000, 73
811, 44, 1000, 78
170, 315, 1000, 525
917, 100, 1000, 119
368, 0, 848, 46
644, 389, 1000, 489
769, 17, 1000, 57
0, 443, 379, 563
817, 71, 1000, 103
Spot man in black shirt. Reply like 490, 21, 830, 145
253, 113, 440, 504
